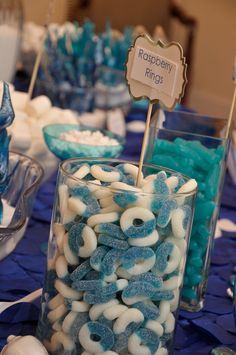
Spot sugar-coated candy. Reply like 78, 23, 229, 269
121, 247, 156, 275
89, 300, 119, 321
162, 273, 182, 291
90, 246, 110, 272
150, 291, 174, 301
100, 204, 124, 213
71, 223, 97, 258
69, 185, 91, 198
53, 223, 65, 254
87, 212, 120, 228
48, 294, 64, 310
176, 178, 197, 205
133, 301, 160, 321
165, 236, 187, 256
163, 312, 175, 333
64, 298, 90, 312
153, 242, 181, 274
62, 311, 89, 340
171, 205, 191, 239
94, 223, 126, 240
70, 259, 92, 281
113, 191, 138, 208
101, 249, 124, 277
98, 279, 128, 295
165, 176, 179, 191
156, 200, 177, 228
156, 301, 170, 324
72, 279, 105, 291
128, 230, 159, 247
122, 281, 156, 305
98, 234, 129, 250
63, 233, 79, 265
130, 273, 163, 289
79, 321, 115, 353
145, 320, 164, 337
113, 308, 144, 334
72, 164, 90, 180
103, 304, 128, 320
55, 255, 69, 279
55, 279, 82, 300
128, 328, 160, 355
84, 290, 117, 304
116, 163, 143, 181
91, 164, 122, 182
50, 331, 75, 353
120, 207, 156, 238
68, 194, 100, 218
47, 303, 67, 323
142, 171, 168, 194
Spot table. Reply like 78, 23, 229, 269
1, 128, 236, 354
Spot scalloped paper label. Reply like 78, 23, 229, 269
126, 34, 187, 109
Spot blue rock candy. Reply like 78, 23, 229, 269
98, 234, 129, 250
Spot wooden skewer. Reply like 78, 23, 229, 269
136, 102, 153, 187
225, 85, 236, 138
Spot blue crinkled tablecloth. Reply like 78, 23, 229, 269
1, 129, 236, 354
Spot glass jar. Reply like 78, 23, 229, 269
36, 158, 196, 354
146, 110, 229, 311
0, 0, 23, 82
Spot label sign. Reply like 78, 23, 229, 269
131, 46, 178, 97
126, 34, 187, 109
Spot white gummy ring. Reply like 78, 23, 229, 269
91, 165, 121, 182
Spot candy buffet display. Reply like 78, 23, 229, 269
36, 20, 132, 112
37, 158, 197, 354
146, 110, 229, 311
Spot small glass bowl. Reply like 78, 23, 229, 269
43, 124, 125, 160
0, 151, 44, 260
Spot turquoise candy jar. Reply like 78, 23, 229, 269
146, 110, 229, 311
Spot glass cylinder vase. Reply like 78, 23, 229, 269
37, 157, 196, 354
145, 109, 229, 311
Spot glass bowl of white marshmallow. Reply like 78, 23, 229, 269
43, 124, 125, 161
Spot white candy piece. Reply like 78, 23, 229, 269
165, 176, 179, 191
67, 300, 90, 313
91, 165, 121, 182
63, 233, 79, 265
25, 95, 52, 118
171, 208, 187, 239
50, 331, 75, 352
55, 255, 69, 278
68, 196, 87, 216
128, 230, 159, 247
79, 323, 104, 353
119, 163, 143, 181
60, 129, 119, 146
1, 335, 48, 355
164, 312, 175, 333
11, 91, 28, 110
165, 236, 187, 256
89, 300, 119, 321
55, 279, 82, 300
47, 304, 67, 323
162, 274, 182, 291
62, 311, 78, 333
100, 204, 123, 213
177, 179, 197, 205
48, 294, 64, 310
79, 225, 97, 258
93, 188, 111, 199
53, 223, 65, 254
128, 332, 151, 355
103, 304, 128, 320
113, 308, 144, 334
73, 164, 90, 180
145, 320, 163, 336
154, 347, 168, 355
156, 301, 170, 324
169, 289, 180, 312
87, 212, 119, 228
99, 196, 114, 208
164, 244, 181, 274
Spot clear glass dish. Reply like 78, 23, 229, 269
146, 110, 230, 311
43, 124, 125, 160
0, 151, 44, 260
